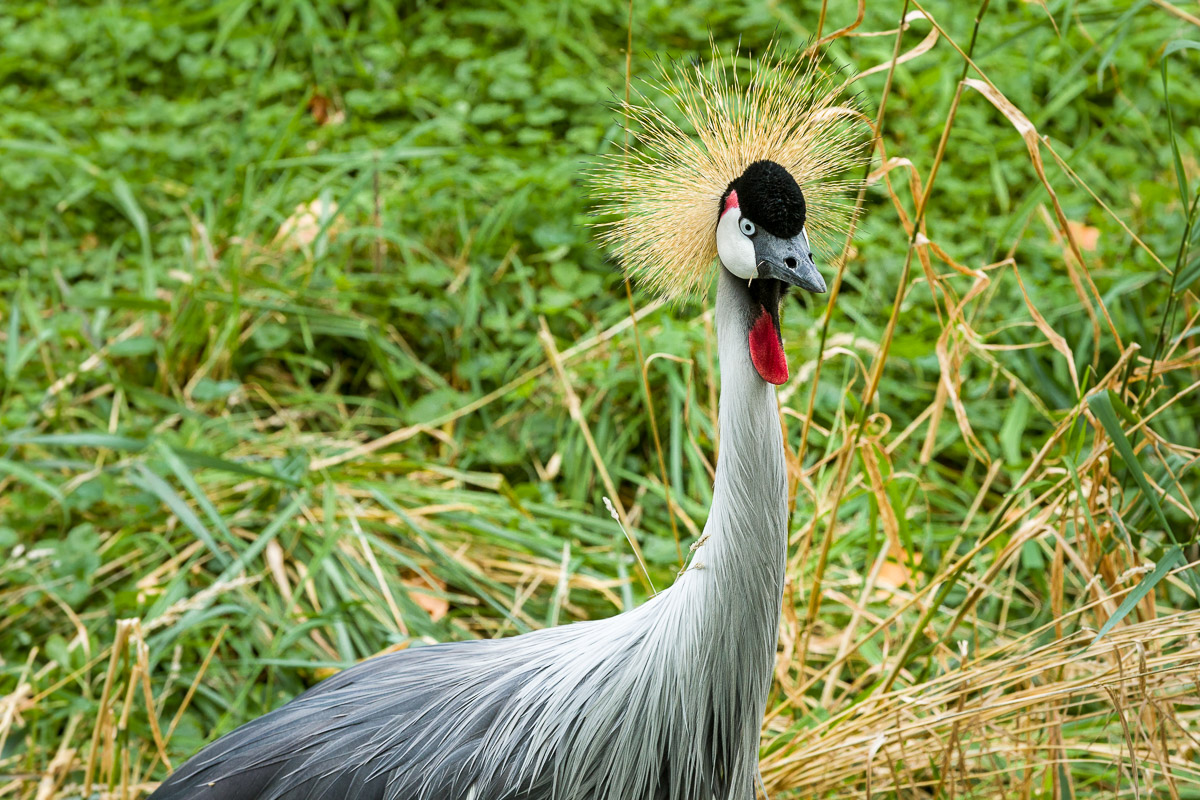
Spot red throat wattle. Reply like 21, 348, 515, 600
749, 308, 788, 385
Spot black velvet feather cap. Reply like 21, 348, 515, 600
721, 160, 807, 238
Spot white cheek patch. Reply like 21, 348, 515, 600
716, 209, 757, 279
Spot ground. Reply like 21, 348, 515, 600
1, 1, 1199, 797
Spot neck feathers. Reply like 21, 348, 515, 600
415, 269, 794, 800
644, 267, 790, 798
704, 267, 790, 574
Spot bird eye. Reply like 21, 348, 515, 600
740, 219, 756, 236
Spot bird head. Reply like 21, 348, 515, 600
715, 159, 825, 384
716, 160, 824, 294
594, 42, 867, 384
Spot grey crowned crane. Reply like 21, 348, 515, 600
150, 44, 863, 800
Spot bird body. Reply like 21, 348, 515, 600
151, 43, 862, 800
152, 267, 788, 800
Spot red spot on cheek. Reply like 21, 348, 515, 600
748, 309, 788, 385
723, 190, 739, 214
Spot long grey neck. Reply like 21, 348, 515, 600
646, 266, 789, 799
691, 267, 789, 593
419, 269, 796, 800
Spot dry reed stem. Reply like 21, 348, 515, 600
798, 0, 922, 687
538, 316, 654, 593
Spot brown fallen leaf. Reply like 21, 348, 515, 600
1066, 219, 1100, 251
876, 559, 911, 592
404, 574, 450, 622
308, 90, 345, 127
873, 543, 922, 602
308, 91, 330, 124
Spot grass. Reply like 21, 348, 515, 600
1, 0, 1199, 797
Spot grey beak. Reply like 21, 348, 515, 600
753, 231, 826, 293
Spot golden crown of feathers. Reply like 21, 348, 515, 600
592, 42, 867, 301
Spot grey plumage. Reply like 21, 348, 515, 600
150, 268, 791, 800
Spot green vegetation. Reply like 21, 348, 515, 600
2, 1, 1198, 797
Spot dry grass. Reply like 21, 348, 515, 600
768, 611, 1200, 797
754, 3, 1200, 796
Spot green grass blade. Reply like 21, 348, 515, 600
1161, 40, 1200, 206
0, 457, 65, 505
1086, 389, 1172, 535
2, 432, 148, 451
215, 495, 306, 584
4, 299, 18, 385
155, 440, 239, 557
131, 463, 232, 569
1090, 545, 1182, 646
